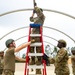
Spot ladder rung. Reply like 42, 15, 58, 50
30, 43, 42, 46
30, 34, 41, 37
28, 53, 43, 56
27, 65, 44, 69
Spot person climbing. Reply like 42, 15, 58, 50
30, 3, 45, 34
29, 2, 45, 74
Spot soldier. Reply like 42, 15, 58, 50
2, 39, 35, 75
29, 3, 45, 74
71, 48, 75, 75
0, 51, 4, 75
30, 7, 45, 34
43, 39, 70, 75
54, 39, 70, 75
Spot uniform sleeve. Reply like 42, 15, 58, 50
55, 49, 67, 63
35, 7, 45, 19
49, 58, 55, 64
7, 48, 14, 55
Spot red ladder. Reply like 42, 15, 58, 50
24, 23, 47, 75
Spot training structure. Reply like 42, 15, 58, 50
24, 23, 47, 75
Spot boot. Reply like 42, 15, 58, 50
36, 69, 42, 74
29, 56, 35, 65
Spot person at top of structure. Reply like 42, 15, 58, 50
30, 3, 45, 34
2, 39, 35, 75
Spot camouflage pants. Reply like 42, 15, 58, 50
31, 28, 40, 34
30, 37, 42, 65
30, 29, 42, 74
2, 69, 14, 75
72, 67, 75, 75
29, 46, 42, 67
56, 72, 69, 75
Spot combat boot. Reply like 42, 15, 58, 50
36, 69, 42, 74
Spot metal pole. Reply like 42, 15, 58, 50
33, 0, 35, 8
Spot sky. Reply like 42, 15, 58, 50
0, 0, 75, 56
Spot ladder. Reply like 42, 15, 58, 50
24, 23, 47, 75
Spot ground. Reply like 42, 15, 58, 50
15, 63, 73, 75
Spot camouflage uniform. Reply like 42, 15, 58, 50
0, 57, 4, 75
30, 6, 45, 74
30, 7, 45, 34
2, 70, 14, 75
45, 40, 70, 75
54, 48, 70, 75
71, 49, 75, 75
0, 51, 4, 75
71, 55, 75, 75
2, 48, 15, 75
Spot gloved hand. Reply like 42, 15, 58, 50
31, 39, 35, 43
34, 3, 37, 6
42, 53, 49, 60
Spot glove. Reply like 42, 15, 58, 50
34, 3, 37, 6
31, 39, 35, 43
43, 53, 49, 60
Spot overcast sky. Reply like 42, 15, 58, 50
0, 0, 75, 56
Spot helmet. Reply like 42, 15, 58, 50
58, 39, 66, 43
58, 39, 67, 46
5, 39, 14, 48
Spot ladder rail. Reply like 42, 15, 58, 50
24, 24, 47, 75
24, 26, 31, 75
